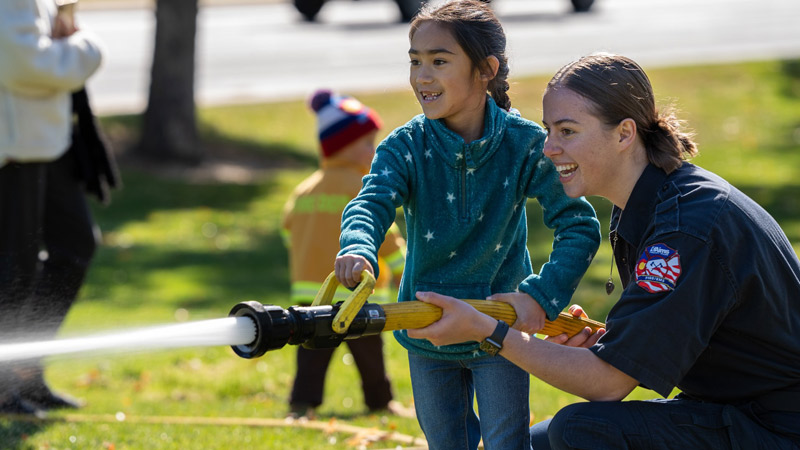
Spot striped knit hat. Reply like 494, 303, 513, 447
309, 89, 382, 157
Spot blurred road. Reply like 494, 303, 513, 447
81, 0, 800, 115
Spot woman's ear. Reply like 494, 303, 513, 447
617, 118, 637, 148
481, 55, 500, 81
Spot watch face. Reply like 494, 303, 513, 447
480, 320, 507, 356
479, 339, 500, 356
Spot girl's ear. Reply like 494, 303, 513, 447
617, 118, 637, 148
480, 55, 500, 81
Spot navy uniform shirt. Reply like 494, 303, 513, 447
590, 163, 800, 412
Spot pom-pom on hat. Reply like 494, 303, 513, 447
309, 89, 382, 157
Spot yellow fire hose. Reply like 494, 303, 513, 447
312, 271, 605, 337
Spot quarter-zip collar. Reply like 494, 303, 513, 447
424, 96, 508, 170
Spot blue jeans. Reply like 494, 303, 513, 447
409, 352, 532, 450
530, 398, 800, 450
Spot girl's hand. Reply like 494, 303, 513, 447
486, 292, 545, 335
334, 254, 374, 288
544, 304, 605, 348
407, 291, 495, 346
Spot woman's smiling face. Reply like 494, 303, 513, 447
542, 87, 621, 200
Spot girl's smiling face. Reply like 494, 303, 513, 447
409, 21, 490, 142
542, 87, 621, 200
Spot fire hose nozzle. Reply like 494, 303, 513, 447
228, 301, 293, 359
228, 300, 387, 359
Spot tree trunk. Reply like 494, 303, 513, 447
138, 0, 202, 164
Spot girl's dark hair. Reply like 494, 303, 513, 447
547, 53, 698, 173
409, 0, 511, 111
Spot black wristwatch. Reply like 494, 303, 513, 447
479, 320, 509, 356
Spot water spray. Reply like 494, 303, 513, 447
0, 272, 603, 364
0, 317, 256, 363
229, 272, 605, 359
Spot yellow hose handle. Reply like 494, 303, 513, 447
312, 270, 376, 334
382, 300, 605, 337
314, 271, 605, 338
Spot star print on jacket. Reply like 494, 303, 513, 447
339, 96, 601, 360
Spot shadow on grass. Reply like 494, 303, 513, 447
84, 166, 296, 316
85, 231, 290, 313
90, 170, 267, 229
0, 418, 43, 449
200, 121, 318, 168
780, 58, 800, 99
100, 112, 319, 173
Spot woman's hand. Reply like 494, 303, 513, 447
334, 254, 374, 288
545, 304, 605, 348
486, 292, 545, 335
406, 291, 496, 346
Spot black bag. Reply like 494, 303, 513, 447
68, 88, 121, 204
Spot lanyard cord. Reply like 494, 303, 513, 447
606, 209, 623, 295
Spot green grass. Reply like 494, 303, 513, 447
2, 59, 799, 448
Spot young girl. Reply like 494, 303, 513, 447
334, 1, 600, 448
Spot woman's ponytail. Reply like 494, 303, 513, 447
643, 109, 698, 173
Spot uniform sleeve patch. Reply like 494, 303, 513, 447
635, 243, 682, 293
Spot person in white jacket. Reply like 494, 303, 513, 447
0, 0, 104, 415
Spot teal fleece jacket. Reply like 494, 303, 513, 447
339, 98, 601, 360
